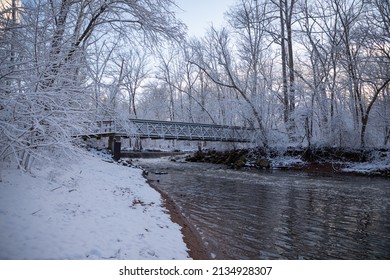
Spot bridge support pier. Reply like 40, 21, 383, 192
113, 141, 121, 161
107, 135, 121, 160
108, 135, 114, 151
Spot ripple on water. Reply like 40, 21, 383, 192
139, 159, 390, 260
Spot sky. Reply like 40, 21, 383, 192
175, 0, 237, 37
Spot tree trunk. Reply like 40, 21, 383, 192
279, 0, 289, 125
286, 0, 296, 140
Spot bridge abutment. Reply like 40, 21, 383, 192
113, 138, 121, 161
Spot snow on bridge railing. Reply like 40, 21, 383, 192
79, 119, 258, 143
117, 119, 258, 143
74, 120, 116, 137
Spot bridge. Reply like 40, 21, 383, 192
88, 119, 257, 143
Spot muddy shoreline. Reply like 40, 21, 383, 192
146, 179, 210, 260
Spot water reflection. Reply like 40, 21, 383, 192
140, 159, 390, 259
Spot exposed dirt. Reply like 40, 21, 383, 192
276, 161, 348, 175
147, 179, 210, 260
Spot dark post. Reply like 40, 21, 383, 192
113, 141, 121, 161
108, 135, 114, 151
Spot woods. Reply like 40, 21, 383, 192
1, 0, 389, 169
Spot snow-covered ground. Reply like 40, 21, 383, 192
342, 161, 390, 175
0, 150, 191, 260
341, 151, 390, 176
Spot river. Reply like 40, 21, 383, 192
137, 157, 390, 260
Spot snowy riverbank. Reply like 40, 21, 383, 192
185, 147, 390, 177
0, 151, 191, 260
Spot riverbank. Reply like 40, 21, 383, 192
146, 179, 210, 260
136, 158, 213, 260
185, 147, 390, 177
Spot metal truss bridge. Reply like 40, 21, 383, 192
88, 119, 257, 143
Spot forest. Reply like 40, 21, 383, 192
1, 0, 389, 170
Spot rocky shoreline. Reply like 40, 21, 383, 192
185, 147, 390, 177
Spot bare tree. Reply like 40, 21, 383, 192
268, 0, 298, 141
38, 0, 184, 88
330, 0, 390, 147
155, 47, 178, 121
0, 0, 185, 168
190, 27, 269, 147
115, 49, 150, 118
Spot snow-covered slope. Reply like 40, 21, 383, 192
0, 152, 190, 260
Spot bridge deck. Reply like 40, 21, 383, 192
87, 119, 256, 143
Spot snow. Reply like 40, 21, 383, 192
342, 151, 390, 175
342, 161, 390, 175
270, 156, 305, 168
0, 151, 191, 260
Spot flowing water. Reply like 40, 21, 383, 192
137, 158, 390, 260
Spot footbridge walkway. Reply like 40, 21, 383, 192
88, 119, 257, 143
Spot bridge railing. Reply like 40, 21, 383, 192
71, 120, 116, 137
116, 119, 257, 143
83, 119, 257, 143
95, 120, 116, 135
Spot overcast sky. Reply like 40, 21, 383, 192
175, 0, 237, 37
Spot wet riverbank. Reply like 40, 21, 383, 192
146, 178, 210, 259
138, 157, 390, 260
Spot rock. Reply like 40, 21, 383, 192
154, 171, 168, 175
234, 155, 247, 169
257, 158, 271, 169
234, 159, 246, 169
186, 150, 205, 162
